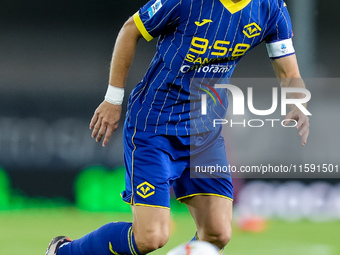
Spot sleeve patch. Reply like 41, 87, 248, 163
266, 38, 295, 58
147, 0, 163, 18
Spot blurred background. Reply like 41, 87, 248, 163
0, 0, 339, 254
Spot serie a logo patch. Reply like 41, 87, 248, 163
148, 0, 163, 18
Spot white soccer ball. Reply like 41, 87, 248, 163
166, 241, 220, 255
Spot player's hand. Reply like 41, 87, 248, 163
284, 108, 310, 146
89, 101, 122, 147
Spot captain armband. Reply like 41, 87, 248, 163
266, 38, 295, 59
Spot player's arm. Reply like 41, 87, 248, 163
90, 17, 142, 147
271, 54, 310, 146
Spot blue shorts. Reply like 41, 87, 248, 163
121, 122, 233, 209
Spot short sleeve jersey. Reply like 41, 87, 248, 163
127, 0, 294, 135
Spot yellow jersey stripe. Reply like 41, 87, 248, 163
133, 12, 154, 42
219, 0, 252, 14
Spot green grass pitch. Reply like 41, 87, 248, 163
1, 208, 339, 255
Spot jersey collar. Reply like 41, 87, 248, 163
219, 0, 252, 14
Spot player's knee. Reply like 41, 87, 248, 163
203, 232, 231, 250
201, 225, 232, 249
135, 229, 169, 253
220, 228, 232, 247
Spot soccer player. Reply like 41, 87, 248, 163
46, 0, 310, 254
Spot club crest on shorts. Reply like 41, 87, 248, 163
137, 182, 155, 199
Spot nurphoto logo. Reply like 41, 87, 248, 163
200, 83, 312, 128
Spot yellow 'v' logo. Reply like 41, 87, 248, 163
137, 182, 155, 199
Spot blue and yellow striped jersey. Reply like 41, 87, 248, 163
127, 0, 294, 135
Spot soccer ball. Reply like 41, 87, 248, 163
166, 241, 220, 255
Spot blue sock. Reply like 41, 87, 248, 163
190, 232, 198, 242
58, 222, 142, 255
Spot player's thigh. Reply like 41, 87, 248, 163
131, 204, 171, 252
183, 195, 233, 242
